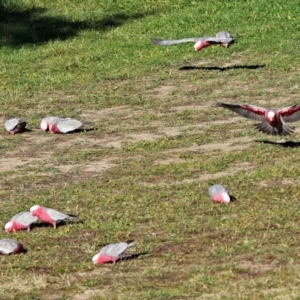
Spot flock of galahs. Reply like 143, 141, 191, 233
3, 30, 300, 263
1, 205, 133, 263
4, 116, 82, 135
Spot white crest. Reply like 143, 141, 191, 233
92, 252, 100, 264
267, 111, 275, 119
30, 205, 40, 212
4, 221, 13, 230
222, 192, 231, 203
194, 41, 201, 51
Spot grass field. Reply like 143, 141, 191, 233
2, 0, 300, 299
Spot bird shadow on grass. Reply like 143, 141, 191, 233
68, 127, 98, 134
256, 140, 300, 148
179, 64, 265, 72
121, 252, 149, 262
0, 2, 159, 47
31, 219, 83, 230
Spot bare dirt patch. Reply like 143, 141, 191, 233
153, 84, 176, 99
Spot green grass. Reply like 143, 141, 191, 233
2, 0, 300, 299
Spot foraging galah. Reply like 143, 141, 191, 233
40, 116, 82, 134
4, 212, 38, 233
0, 239, 24, 255
4, 118, 27, 134
30, 205, 76, 229
92, 241, 135, 264
40, 116, 63, 131
217, 102, 300, 136
208, 184, 231, 204
50, 118, 82, 134
152, 31, 235, 51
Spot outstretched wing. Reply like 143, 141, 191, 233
204, 37, 235, 44
151, 38, 200, 46
217, 102, 267, 121
279, 105, 300, 123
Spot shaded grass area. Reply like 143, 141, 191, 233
2, 0, 300, 299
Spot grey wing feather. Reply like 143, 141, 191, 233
102, 241, 135, 257
254, 121, 294, 136
44, 116, 64, 124
217, 103, 267, 122
44, 207, 73, 221
151, 38, 201, 46
280, 105, 300, 123
0, 239, 18, 254
56, 119, 82, 133
4, 118, 20, 131
12, 212, 38, 226
208, 184, 228, 197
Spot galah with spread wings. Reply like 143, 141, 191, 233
152, 31, 235, 51
4, 118, 27, 134
217, 102, 300, 136
92, 241, 135, 264
208, 184, 231, 204
5, 212, 38, 233
0, 239, 24, 255
30, 205, 76, 229
40, 116, 82, 134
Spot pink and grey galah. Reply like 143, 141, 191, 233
30, 205, 76, 229
208, 184, 231, 204
217, 102, 300, 136
152, 31, 235, 51
4, 212, 38, 233
4, 118, 27, 134
40, 116, 82, 134
92, 241, 136, 264
0, 239, 24, 255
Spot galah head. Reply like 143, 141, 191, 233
92, 253, 100, 264
30, 205, 41, 216
4, 221, 14, 233
267, 111, 275, 122
40, 119, 49, 131
220, 192, 230, 204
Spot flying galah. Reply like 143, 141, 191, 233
92, 241, 135, 264
217, 102, 300, 136
4, 118, 27, 134
208, 184, 231, 204
0, 239, 24, 255
4, 212, 38, 233
30, 205, 76, 229
152, 31, 235, 51
40, 116, 82, 134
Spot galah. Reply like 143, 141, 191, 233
152, 31, 235, 51
92, 241, 135, 264
30, 205, 76, 229
40, 116, 82, 134
49, 118, 82, 134
4, 212, 38, 233
4, 118, 27, 134
0, 239, 24, 255
217, 102, 300, 136
208, 184, 231, 204
40, 116, 63, 131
